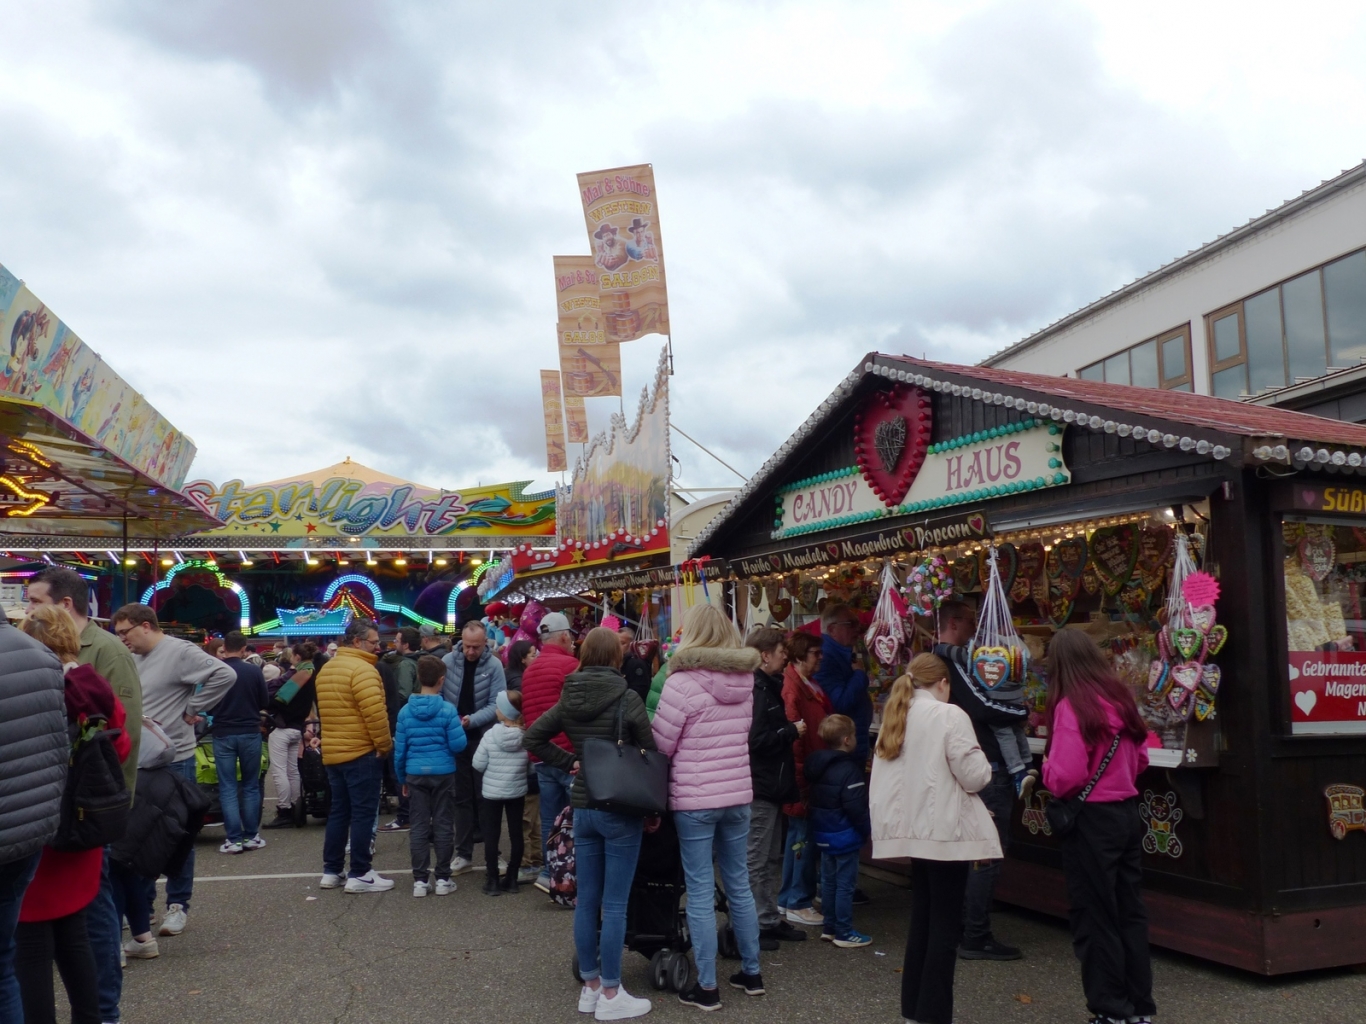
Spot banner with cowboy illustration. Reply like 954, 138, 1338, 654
540, 370, 568, 472
553, 255, 605, 347
564, 394, 589, 443
577, 164, 669, 342
558, 337, 623, 398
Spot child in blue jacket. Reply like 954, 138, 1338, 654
394, 655, 467, 896
804, 714, 872, 948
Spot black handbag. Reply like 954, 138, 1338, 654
1044, 734, 1121, 837
581, 699, 670, 817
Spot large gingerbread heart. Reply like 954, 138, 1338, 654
853, 386, 932, 506
769, 598, 792, 623
973, 646, 1013, 691
1298, 535, 1335, 582
953, 556, 979, 595
872, 633, 901, 666
1137, 525, 1173, 588
1013, 542, 1045, 603
1090, 524, 1139, 596
979, 543, 1018, 596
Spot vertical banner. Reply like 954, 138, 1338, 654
554, 255, 605, 347
565, 394, 589, 443
559, 335, 623, 398
539, 370, 568, 472
577, 164, 669, 342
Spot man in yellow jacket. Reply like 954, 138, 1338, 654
316, 618, 394, 893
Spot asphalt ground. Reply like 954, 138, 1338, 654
114, 806, 1366, 1024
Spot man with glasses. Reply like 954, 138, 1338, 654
314, 618, 395, 893
814, 604, 873, 764
110, 604, 236, 938
441, 620, 507, 874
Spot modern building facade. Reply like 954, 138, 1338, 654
984, 162, 1366, 420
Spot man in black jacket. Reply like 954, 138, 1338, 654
935, 600, 1027, 962
745, 627, 808, 946
0, 621, 68, 1019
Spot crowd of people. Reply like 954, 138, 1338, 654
0, 567, 1157, 1024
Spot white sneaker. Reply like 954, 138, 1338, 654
517, 865, 540, 884
123, 936, 159, 959
594, 985, 652, 1020
158, 905, 187, 936
218, 839, 244, 854
451, 855, 476, 875
434, 879, 457, 895
319, 873, 345, 889
413, 881, 430, 898
578, 984, 600, 1013
344, 871, 395, 893
243, 834, 266, 851
785, 906, 823, 926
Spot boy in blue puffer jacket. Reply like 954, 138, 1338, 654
804, 714, 872, 948
395, 655, 468, 897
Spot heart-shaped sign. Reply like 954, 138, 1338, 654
1090, 524, 1139, 596
1298, 535, 1335, 582
973, 646, 1013, 691
1171, 663, 1201, 693
1193, 691, 1216, 722
1203, 624, 1228, 656
1045, 590, 1074, 629
769, 598, 792, 623
953, 556, 979, 594
872, 633, 901, 666
1187, 604, 1216, 633
1173, 628, 1203, 660
979, 543, 1018, 596
1081, 565, 1101, 596
1013, 542, 1045, 603
1050, 536, 1088, 582
1199, 663, 1221, 694
853, 385, 932, 506
1148, 659, 1171, 695
1294, 688, 1317, 717
749, 584, 763, 608
1137, 525, 1173, 588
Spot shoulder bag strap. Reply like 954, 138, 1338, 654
1077, 734, 1123, 804
614, 697, 627, 746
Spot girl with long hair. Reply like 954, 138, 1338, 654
870, 653, 998, 1024
1041, 628, 1155, 1024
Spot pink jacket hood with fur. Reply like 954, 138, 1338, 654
651, 645, 761, 811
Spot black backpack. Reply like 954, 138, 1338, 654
50, 724, 129, 852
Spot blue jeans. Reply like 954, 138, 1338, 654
573, 807, 644, 989
323, 754, 383, 878
152, 755, 197, 911
89, 850, 123, 1022
778, 813, 819, 910
213, 732, 263, 844
535, 763, 574, 879
821, 850, 861, 939
963, 769, 1012, 943
0, 851, 39, 1024
676, 805, 761, 988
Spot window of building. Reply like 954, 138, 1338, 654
1205, 247, 1366, 397
1078, 325, 1192, 391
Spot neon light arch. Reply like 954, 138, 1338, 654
140, 559, 250, 631
323, 574, 383, 605
445, 582, 469, 626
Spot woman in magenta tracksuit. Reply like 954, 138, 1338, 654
1041, 629, 1156, 1024
651, 604, 763, 1011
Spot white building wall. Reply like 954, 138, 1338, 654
989, 177, 1366, 394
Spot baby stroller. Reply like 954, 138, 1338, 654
299, 718, 331, 821
571, 813, 692, 993
194, 732, 270, 826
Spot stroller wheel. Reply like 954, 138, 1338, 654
572, 953, 583, 983
667, 952, 690, 992
649, 950, 668, 991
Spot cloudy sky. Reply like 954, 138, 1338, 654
4, 0, 1365, 494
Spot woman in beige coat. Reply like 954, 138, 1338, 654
870, 654, 999, 1024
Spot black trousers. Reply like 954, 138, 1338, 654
479, 796, 525, 880
1060, 798, 1156, 1021
454, 728, 486, 859
15, 909, 100, 1024
902, 859, 969, 1024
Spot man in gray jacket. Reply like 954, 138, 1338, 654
0, 621, 68, 1024
112, 604, 236, 939
442, 621, 506, 873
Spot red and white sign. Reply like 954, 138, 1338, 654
1289, 651, 1366, 735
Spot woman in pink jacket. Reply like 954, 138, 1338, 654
651, 604, 762, 1012
1041, 628, 1155, 1024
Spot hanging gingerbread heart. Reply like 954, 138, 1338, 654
1202, 624, 1228, 657
872, 633, 901, 665
1186, 604, 1216, 633
972, 646, 1013, 691
1013, 542, 1045, 603
853, 385, 932, 506
769, 598, 792, 622
1147, 659, 1171, 695
1137, 524, 1174, 589
1199, 663, 1222, 694
1193, 690, 1216, 722
1090, 524, 1140, 596
953, 556, 979, 595
1173, 628, 1203, 660
1045, 592, 1074, 629
1298, 535, 1335, 582
1082, 565, 1101, 596
1051, 536, 1088, 582
1120, 578, 1150, 614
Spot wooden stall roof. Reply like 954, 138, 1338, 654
691, 353, 1366, 557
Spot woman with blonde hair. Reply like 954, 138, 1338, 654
652, 603, 764, 1011
870, 653, 997, 1024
